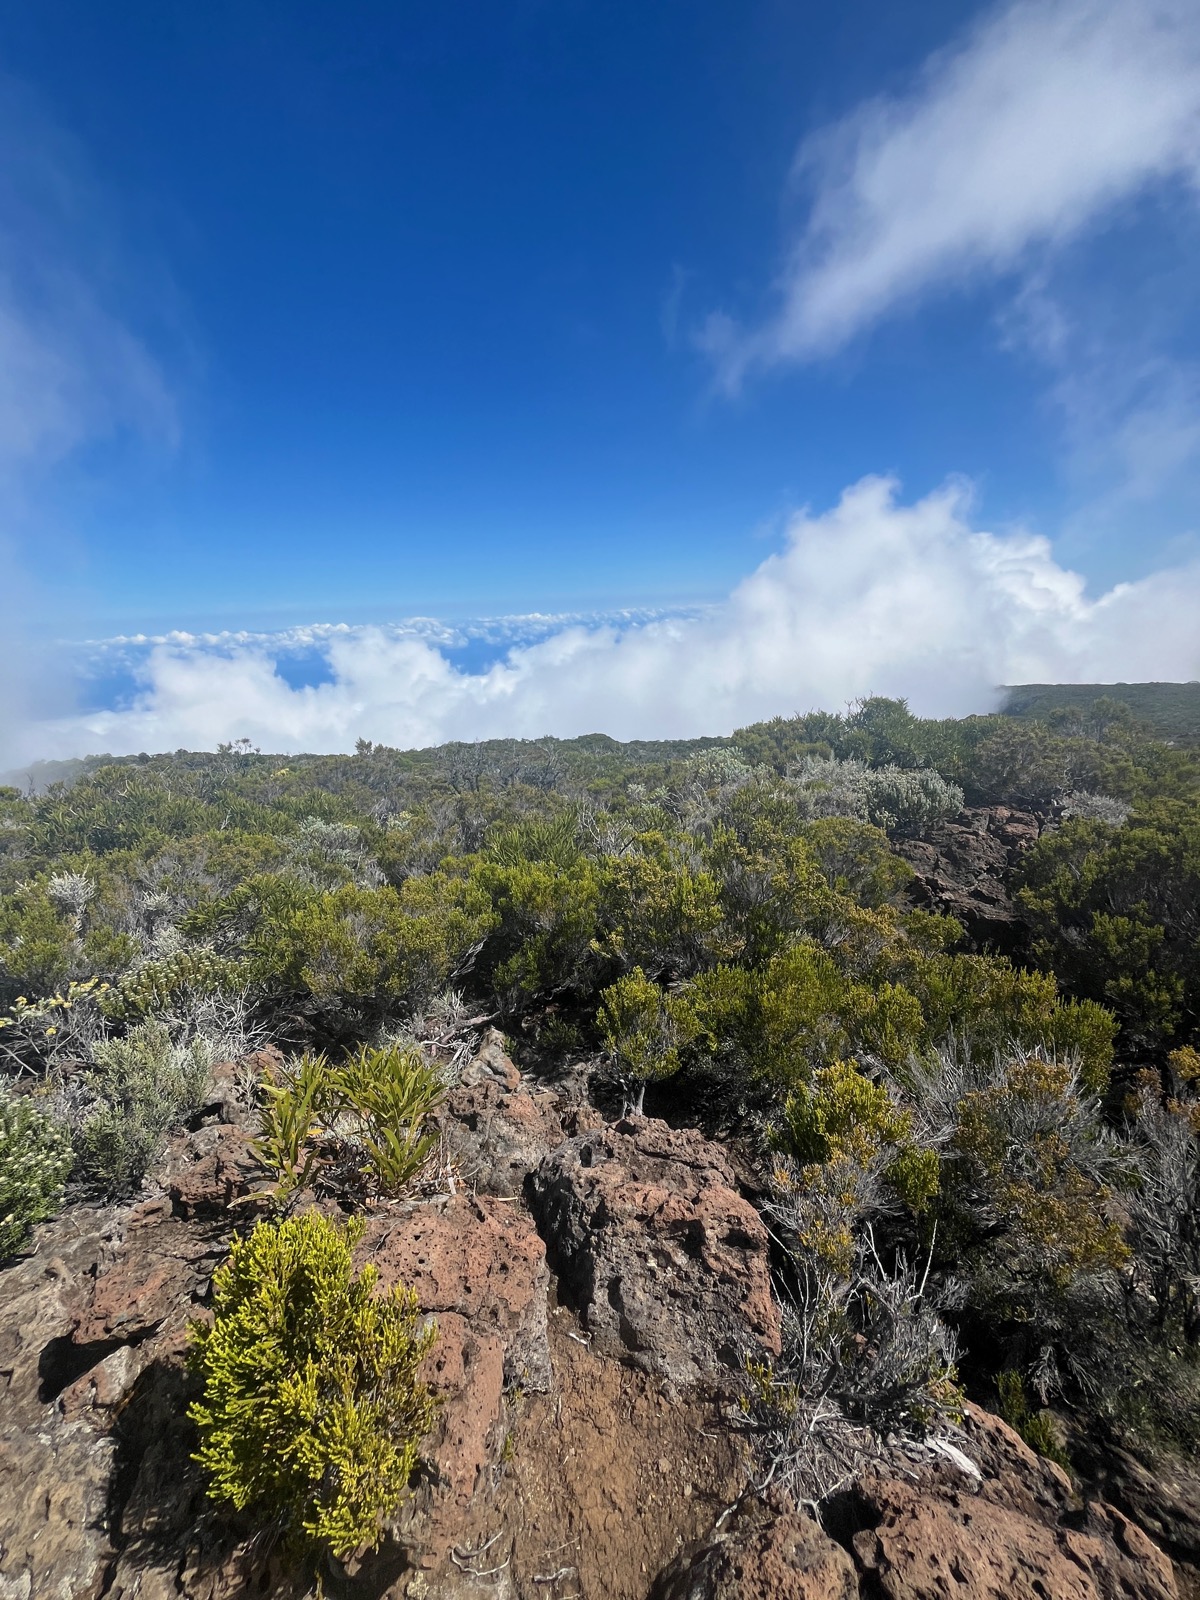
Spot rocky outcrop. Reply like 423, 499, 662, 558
526, 1116, 780, 1386
847, 1406, 1179, 1600
649, 1495, 858, 1600
435, 1028, 600, 1198
0, 1062, 271, 1600
2, 1033, 1193, 1600
359, 1193, 552, 1571
1071, 1430, 1200, 1569
897, 805, 1042, 952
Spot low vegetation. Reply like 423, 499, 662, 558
187, 1211, 439, 1562
3, 686, 1199, 1559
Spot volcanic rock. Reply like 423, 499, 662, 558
649, 1494, 858, 1600
526, 1115, 780, 1385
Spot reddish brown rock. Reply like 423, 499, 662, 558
359, 1192, 551, 1570
526, 1116, 781, 1385
649, 1495, 858, 1600
850, 1404, 1178, 1600
1072, 1428, 1200, 1568
0, 1058, 279, 1600
166, 1120, 269, 1219
852, 1478, 1177, 1600
361, 1191, 551, 1391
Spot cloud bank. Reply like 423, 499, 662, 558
21, 476, 1200, 761
703, 0, 1200, 384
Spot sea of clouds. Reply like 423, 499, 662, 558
17, 475, 1200, 763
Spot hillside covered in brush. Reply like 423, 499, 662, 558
2, 689, 1200, 1599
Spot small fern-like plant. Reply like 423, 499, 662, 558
335, 1044, 445, 1195
253, 1052, 333, 1200
188, 1212, 439, 1563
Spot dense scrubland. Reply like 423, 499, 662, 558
2, 690, 1200, 1572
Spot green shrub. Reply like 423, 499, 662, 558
254, 1051, 333, 1200
188, 1212, 438, 1562
472, 849, 601, 1007
247, 875, 495, 1014
996, 1370, 1070, 1469
74, 1020, 212, 1197
947, 1051, 1130, 1363
599, 966, 694, 1111
0, 1085, 72, 1259
99, 947, 248, 1024
1016, 804, 1200, 1053
776, 1058, 940, 1213
0, 882, 80, 1003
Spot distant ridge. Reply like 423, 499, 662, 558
1002, 682, 1200, 746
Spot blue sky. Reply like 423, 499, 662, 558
2, 0, 1200, 759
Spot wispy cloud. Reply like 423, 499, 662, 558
21, 476, 1200, 762
0, 80, 179, 478
0, 79, 181, 763
702, 0, 1200, 387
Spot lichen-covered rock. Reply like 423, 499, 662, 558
436, 1029, 599, 1197
526, 1116, 781, 1385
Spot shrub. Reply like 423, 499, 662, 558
254, 1044, 445, 1199
599, 966, 693, 1111
74, 1020, 212, 1197
248, 875, 495, 1015
1016, 805, 1200, 1053
99, 947, 248, 1024
254, 1051, 332, 1200
787, 755, 964, 835
776, 1059, 940, 1213
188, 1212, 438, 1562
334, 1044, 445, 1194
0, 882, 81, 1003
472, 851, 600, 1008
0, 978, 110, 1074
996, 1370, 1070, 1468
744, 1216, 961, 1504
945, 1050, 1130, 1382
0, 1084, 72, 1259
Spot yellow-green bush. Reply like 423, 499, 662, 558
776, 1058, 940, 1213
246, 874, 495, 1011
599, 966, 696, 1109
188, 1212, 438, 1561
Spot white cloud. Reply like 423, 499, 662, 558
703, 0, 1200, 385
21, 475, 1200, 761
